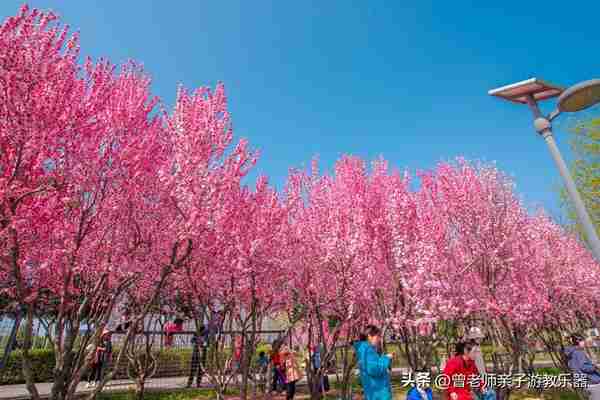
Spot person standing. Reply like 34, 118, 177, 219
87, 329, 112, 388
270, 341, 285, 393
187, 325, 206, 388
115, 309, 131, 333
228, 334, 243, 384
206, 310, 223, 343
467, 327, 496, 400
282, 345, 302, 400
443, 342, 479, 400
565, 334, 600, 400
311, 343, 330, 393
353, 325, 393, 400
233, 335, 243, 371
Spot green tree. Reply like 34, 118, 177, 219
562, 117, 600, 242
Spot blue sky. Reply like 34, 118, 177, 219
3, 1, 599, 219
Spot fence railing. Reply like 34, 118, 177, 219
0, 325, 287, 389
110, 330, 287, 351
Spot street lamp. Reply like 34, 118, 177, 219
489, 77, 600, 261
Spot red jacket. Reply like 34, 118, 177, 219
270, 351, 281, 366
442, 355, 478, 400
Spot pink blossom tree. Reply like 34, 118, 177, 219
0, 6, 171, 400
418, 160, 537, 383
283, 156, 382, 400
0, 6, 256, 400
172, 176, 289, 400
217, 177, 290, 399
139, 83, 257, 400
521, 214, 600, 371
346, 156, 449, 372
417, 159, 599, 400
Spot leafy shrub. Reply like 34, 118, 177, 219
1, 344, 278, 384
0, 349, 55, 384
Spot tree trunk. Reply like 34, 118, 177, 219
135, 377, 146, 400
51, 328, 76, 400
21, 307, 42, 400
240, 360, 249, 400
339, 342, 356, 400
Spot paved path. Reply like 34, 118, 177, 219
1, 361, 557, 400
2, 370, 380, 400
0, 368, 399, 400
0, 376, 193, 400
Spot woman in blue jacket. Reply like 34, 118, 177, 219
353, 325, 393, 400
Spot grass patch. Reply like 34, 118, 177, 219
97, 388, 238, 400
509, 389, 580, 400
534, 367, 563, 376
95, 385, 581, 400
98, 389, 212, 400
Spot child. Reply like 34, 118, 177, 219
406, 369, 433, 400
258, 351, 269, 374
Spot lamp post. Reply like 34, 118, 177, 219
489, 77, 600, 261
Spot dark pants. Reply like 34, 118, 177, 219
286, 380, 297, 400
272, 366, 285, 392
188, 346, 206, 386
323, 374, 330, 392
315, 374, 330, 393
88, 362, 104, 382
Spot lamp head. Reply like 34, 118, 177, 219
557, 79, 600, 112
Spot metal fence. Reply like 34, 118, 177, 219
0, 320, 287, 393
